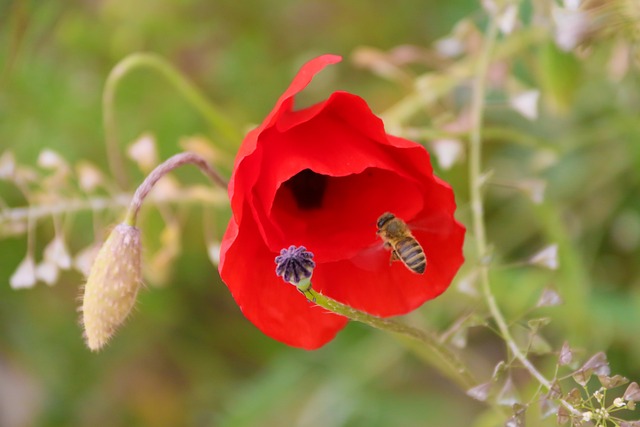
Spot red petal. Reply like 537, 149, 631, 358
219, 203, 348, 349
231, 54, 342, 171
228, 55, 342, 231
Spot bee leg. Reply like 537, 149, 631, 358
389, 250, 400, 265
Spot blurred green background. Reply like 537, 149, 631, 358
2, 0, 640, 426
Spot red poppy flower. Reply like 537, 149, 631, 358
219, 54, 465, 350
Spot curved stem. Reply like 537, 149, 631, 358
124, 152, 228, 227
301, 288, 476, 390
468, 19, 579, 415
469, 13, 549, 389
103, 52, 242, 189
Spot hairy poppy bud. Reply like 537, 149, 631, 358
81, 223, 142, 351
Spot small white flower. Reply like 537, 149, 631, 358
435, 37, 464, 58
614, 397, 626, 408
456, 271, 479, 297
76, 161, 104, 192
35, 261, 59, 286
37, 149, 67, 170
467, 382, 492, 402
10, 256, 37, 289
207, 242, 221, 266
582, 411, 592, 422
552, 4, 590, 51
594, 389, 604, 402
510, 90, 540, 120
127, 133, 158, 172
432, 139, 464, 170
497, 4, 518, 35
0, 151, 16, 180
43, 236, 72, 270
529, 244, 559, 270
536, 287, 563, 308
434, 19, 476, 59
518, 179, 546, 204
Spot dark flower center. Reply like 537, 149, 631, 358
284, 169, 328, 210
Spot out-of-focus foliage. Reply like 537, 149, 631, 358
1, 0, 640, 426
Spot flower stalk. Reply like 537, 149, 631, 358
103, 52, 241, 188
299, 287, 476, 390
469, 10, 551, 392
468, 16, 580, 416
124, 152, 228, 227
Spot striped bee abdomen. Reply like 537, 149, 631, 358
376, 212, 427, 275
395, 236, 426, 274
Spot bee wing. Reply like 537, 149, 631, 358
407, 211, 458, 236
349, 241, 391, 272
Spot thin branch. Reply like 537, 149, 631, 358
124, 152, 228, 226
102, 52, 241, 189
467, 17, 579, 416
0, 189, 227, 238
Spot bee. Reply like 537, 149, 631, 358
376, 212, 426, 274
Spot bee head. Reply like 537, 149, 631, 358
376, 212, 396, 230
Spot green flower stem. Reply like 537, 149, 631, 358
300, 287, 476, 390
467, 18, 580, 416
468, 13, 551, 391
103, 52, 242, 189
124, 152, 227, 227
